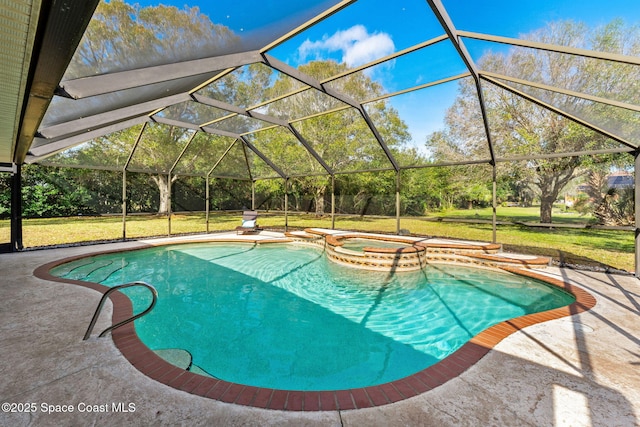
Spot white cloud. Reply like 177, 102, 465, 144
298, 25, 395, 67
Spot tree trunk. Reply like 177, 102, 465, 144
151, 175, 173, 214
535, 158, 580, 224
315, 186, 326, 215
360, 196, 372, 218
315, 193, 325, 215
539, 194, 554, 223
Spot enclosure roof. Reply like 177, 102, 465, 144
4, 0, 640, 177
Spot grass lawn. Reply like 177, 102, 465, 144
430, 205, 593, 224
0, 209, 633, 272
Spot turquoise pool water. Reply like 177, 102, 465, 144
52, 243, 574, 391
340, 238, 411, 251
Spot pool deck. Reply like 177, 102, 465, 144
1, 231, 639, 426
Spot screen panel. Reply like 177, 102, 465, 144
38, 124, 145, 170
244, 127, 328, 176
292, 107, 394, 172
128, 123, 196, 173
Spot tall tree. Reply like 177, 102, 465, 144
44, 1, 418, 216
261, 60, 411, 214
68, 0, 239, 78
426, 20, 639, 222
56, 1, 241, 213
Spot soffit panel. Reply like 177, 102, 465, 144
0, 0, 41, 163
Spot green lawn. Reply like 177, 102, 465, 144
0, 209, 633, 272
429, 205, 593, 224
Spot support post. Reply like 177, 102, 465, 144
284, 178, 289, 232
396, 170, 401, 234
10, 163, 23, 251
492, 164, 497, 244
167, 173, 172, 237
122, 123, 146, 241
205, 175, 210, 233
122, 169, 127, 240
331, 175, 336, 230
252, 180, 255, 211
635, 151, 640, 277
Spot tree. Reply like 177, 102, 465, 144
426, 20, 640, 222
10, 165, 122, 218
259, 60, 411, 214
578, 153, 634, 225
58, 1, 241, 213
43, 1, 418, 217
68, 0, 239, 78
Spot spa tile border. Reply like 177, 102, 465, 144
34, 244, 596, 412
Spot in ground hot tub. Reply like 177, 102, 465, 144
323, 233, 428, 271
292, 228, 548, 271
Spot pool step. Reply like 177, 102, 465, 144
57, 258, 128, 282
52, 258, 96, 276
64, 259, 119, 281
87, 261, 128, 283
285, 231, 325, 247
188, 364, 216, 378
465, 253, 550, 269
152, 348, 217, 378
427, 253, 550, 269
153, 348, 191, 370
421, 243, 501, 255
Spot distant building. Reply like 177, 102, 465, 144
564, 171, 633, 208
606, 171, 634, 189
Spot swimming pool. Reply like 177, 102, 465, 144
50, 242, 575, 392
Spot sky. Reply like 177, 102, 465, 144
122, 0, 640, 151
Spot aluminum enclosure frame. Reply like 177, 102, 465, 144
6, 0, 640, 275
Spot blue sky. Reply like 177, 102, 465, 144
127, 0, 640, 150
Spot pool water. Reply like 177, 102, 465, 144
52, 243, 574, 391
340, 238, 411, 252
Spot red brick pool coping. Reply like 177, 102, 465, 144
34, 242, 596, 412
